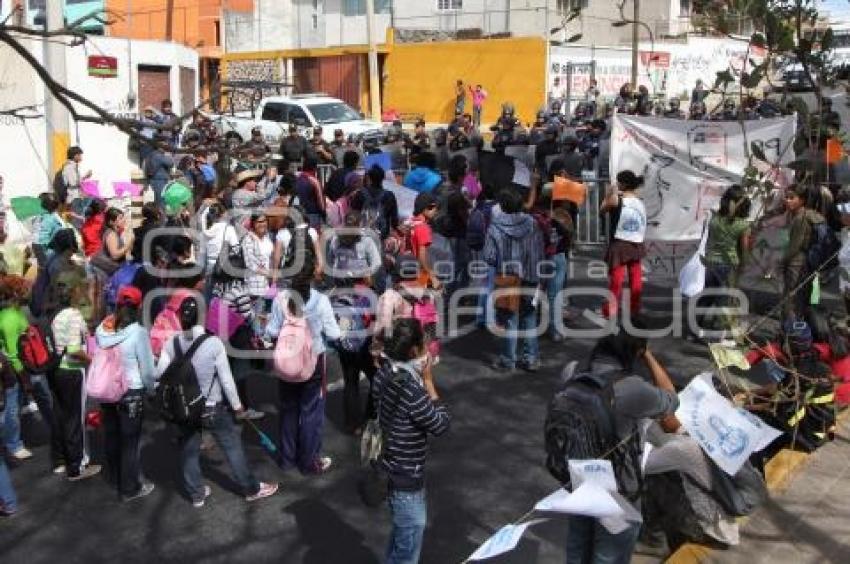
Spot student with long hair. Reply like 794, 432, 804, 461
95, 286, 156, 501
265, 262, 341, 474
701, 185, 752, 335
50, 274, 101, 482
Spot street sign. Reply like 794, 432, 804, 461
88, 56, 118, 78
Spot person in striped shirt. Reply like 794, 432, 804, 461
373, 318, 450, 564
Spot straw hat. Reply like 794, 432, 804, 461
235, 169, 263, 186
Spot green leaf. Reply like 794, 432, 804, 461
742, 68, 764, 89
566, 33, 583, 43
751, 142, 767, 162
714, 70, 734, 89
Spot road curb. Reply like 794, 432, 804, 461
664, 411, 848, 564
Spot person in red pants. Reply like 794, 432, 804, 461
600, 170, 647, 318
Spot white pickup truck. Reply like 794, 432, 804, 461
214, 94, 384, 147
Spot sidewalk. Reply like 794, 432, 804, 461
708, 417, 850, 563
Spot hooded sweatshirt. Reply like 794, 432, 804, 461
403, 167, 443, 194
483, 206, 545, 283
96, 320, 156, 392
265, 288, 341, 356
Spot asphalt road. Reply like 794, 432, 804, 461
0, 242, 841, 564
0, 252, 716, 564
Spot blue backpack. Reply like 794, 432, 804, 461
105, 263, 142, 308
331, 294, 369, 352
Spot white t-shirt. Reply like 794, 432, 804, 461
275, 226, 319, 264
614, 195, 647, 244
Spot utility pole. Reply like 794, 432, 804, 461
365, 0, 381, 120
631, 0, 639, 89
45, 0, 69, 176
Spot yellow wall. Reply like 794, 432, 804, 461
383, 37, 547, 126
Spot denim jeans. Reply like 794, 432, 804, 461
701, 262, 735, 332
101, 390, 145, 497
498, 295, 540, 368
0, 456, 16, 513
1, 384, 23, 454
179, 404, 260, 501
475, 265, 496, 327
565, 516, 641, 564
385, 488, 427, 564
546, 253, 568, 335
277, 356, 325, 473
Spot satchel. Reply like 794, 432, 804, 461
90, 252, 121, 275
90, 230, 122, 275
493, 274, 521, 312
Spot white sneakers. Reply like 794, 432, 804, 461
245, 482, 279, 502
11, 448, 33, 461
193, 485, 212, 508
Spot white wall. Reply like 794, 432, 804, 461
0, 37, 198, 201
323, 0, 393, 46
225, 0, 296, 52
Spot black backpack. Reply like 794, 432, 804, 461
544, 370, 643, 498
52, 168, 68, 205
806, 220, 840, 272
157, 334, 213, 427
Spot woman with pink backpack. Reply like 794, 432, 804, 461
264, 264, 340, 474
94, 286, 156, 501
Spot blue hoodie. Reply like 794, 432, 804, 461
96, 321, 156, 391
403, 167, 443, 193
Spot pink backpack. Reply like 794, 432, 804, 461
273, 314, 317, 382
325, 196, 350, 228
86, 345, 128, 402
151, 309, 181, 358
205, 297, 246, 341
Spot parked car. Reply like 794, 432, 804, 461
214, 94, 384, 147
782, 63, 817, 92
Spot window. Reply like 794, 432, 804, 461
261, 102, 287, 122
214, 19, 221, 47
312, 14, 318, 29
344, 0, 391, 16
287, 105, 310, 126
437, 0, 462, 10
557, 0, 587, 11
306, 102, 361, 124
679, 0, 690, 17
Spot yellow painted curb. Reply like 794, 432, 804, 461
665, 411, 849, 564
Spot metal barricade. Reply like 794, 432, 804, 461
317, 164, 336, 188
575, 171, 608, 246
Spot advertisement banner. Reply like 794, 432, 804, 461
610, 114, 796, 241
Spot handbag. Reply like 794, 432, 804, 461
212, 226, 246, 282
493, 274, 522, 312
90, 230, 122, 275
357, 364, 410, 507
679, 217, 710, 298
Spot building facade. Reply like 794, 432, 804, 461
225, 0, 692, 53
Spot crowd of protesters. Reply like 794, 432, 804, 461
0, 79, 848, 564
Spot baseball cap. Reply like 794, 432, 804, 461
117, 286, 143, 307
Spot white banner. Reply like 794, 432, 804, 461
610, 115, 796, 241
675, 377, 779, 475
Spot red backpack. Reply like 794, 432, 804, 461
18, 321, 62, 374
